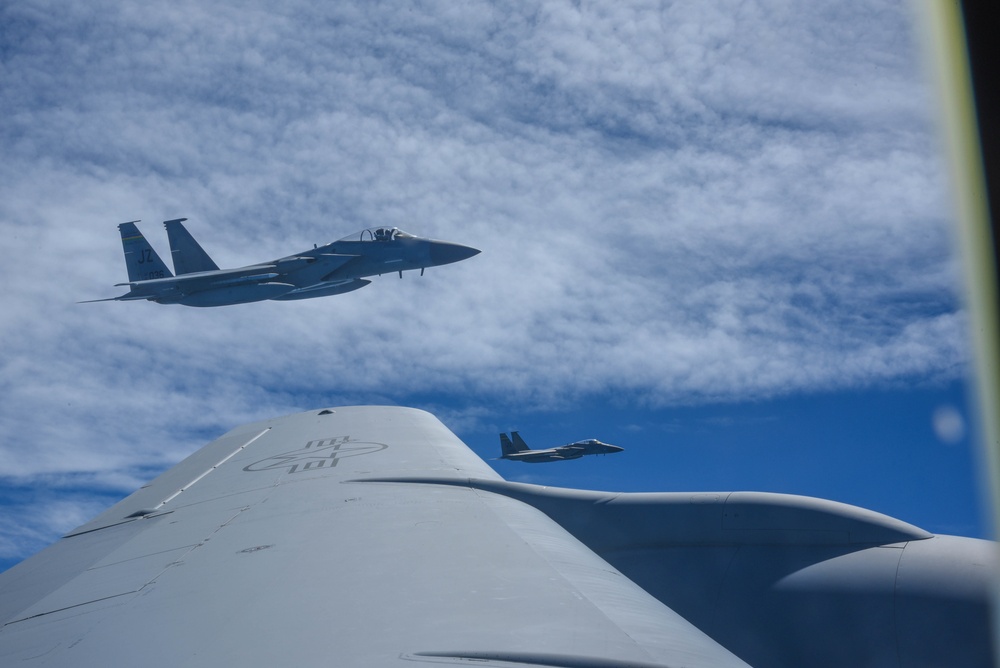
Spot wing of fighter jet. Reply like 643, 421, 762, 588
0, 406, 993, 667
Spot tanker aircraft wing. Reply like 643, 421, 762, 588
0, 406, 994, 667
0, 407, 747, 668
84, 219, 479, 307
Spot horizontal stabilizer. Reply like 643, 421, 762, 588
79, 293, 151, 303
78, 296, 123, 304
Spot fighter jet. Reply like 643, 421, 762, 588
499, 431, 624, 462
83, 218, 480, 307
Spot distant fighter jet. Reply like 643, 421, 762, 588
499, 431, 623, 462
83, 218, 480, 307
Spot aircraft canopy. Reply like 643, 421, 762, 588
337, 227, 415, 242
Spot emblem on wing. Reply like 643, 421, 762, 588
243, 436, 387, 474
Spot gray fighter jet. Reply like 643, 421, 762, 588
499, 431, 624, 462
84, 218, 480, 306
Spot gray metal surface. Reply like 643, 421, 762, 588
355, 475, 996, 667
0, 406, 750, 668
1, 406, 995, 667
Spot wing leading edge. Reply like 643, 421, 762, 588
0, 407, 749, 668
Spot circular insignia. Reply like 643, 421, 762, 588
243, 437, 388, 474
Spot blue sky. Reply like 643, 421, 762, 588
0, 0, 987, 572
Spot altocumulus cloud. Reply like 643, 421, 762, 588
0, 0, 966, 563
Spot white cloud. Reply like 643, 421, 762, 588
0, 488, 120, 562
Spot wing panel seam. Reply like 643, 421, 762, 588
155, 428, 270, 510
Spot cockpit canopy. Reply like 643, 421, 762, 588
337, 227, 415, 243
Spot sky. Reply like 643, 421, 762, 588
0, 0, 988, 572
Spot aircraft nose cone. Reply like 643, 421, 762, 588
429, 242, 480, 266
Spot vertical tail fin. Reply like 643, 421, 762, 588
119, 221, 172, 282
164, 218, 220, 274
500, 432, 530, 456
511, 432, 530, 451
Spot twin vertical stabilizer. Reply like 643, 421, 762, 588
164, 218, 219, 274
499, 432, 530, 456
118, 218, 220, 281
118, 221, 173, 282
